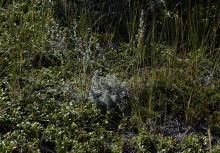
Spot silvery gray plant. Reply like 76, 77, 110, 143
89, 70, 129, 115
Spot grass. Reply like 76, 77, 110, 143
0, 0, 220, 152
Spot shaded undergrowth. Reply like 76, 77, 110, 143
0, 0, 220, 152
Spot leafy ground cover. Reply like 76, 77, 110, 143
0, 0, 220, 152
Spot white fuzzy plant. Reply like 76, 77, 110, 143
89, 70, 129, 114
